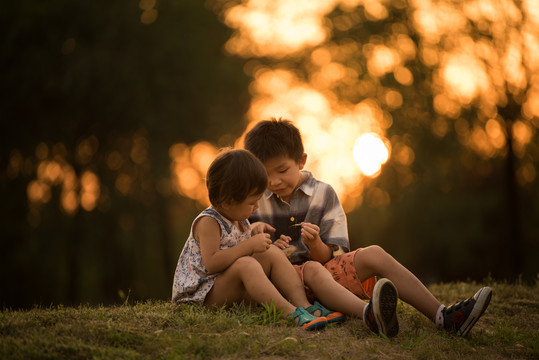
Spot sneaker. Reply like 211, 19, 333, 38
364, 278, 399, 338
305, 301, 346, 324
288, 307, 328, 331
442, 286, 492, 336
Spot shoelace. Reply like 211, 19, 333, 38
445, 297, 472, 314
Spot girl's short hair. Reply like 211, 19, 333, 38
244, 118, 304, 163
206, 148, 268, 207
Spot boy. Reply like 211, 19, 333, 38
244, 118, 492, 337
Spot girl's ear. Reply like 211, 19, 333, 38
298, 153, 307, 170
220, 202, 231, 211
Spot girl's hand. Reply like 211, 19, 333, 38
300, 222, 321, 246
250, 222, 276, 235
273, 235, 292, 250
248, 233, 272, 254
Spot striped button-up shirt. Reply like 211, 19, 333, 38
250, 170, 349, 265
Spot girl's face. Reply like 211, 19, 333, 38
221, 192, 263, 222
262, 153, 307, 203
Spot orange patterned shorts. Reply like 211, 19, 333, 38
294, 249, 376, 301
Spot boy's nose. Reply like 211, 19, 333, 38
269, 176, 281, 186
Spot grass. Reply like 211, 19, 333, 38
1, 281, 537, 359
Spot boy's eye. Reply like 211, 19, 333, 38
279, 168, 288, 174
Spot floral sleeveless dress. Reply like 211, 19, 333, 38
172, 207, 252, 304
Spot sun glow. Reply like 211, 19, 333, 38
353, 133, 390, 177
170, 67, 392, 209
169, 0, 538, 210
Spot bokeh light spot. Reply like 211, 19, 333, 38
353, 133, 390, 177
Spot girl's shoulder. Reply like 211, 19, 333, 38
193, 215, 222, 240
198, 207, 245, 236
192, 207, 222, 232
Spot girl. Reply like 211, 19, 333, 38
172, 148, 341, 330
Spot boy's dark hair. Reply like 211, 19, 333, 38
244, 118, 304, 163
206, 148, 268, 207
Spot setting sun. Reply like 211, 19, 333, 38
353, 133, 390, 177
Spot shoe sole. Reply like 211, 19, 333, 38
326, 312, 346, 324
372, 278, 399, 338
302, 317, 328, 331
458, 286, 492, 337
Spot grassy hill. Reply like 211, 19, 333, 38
1, 281, 537, 359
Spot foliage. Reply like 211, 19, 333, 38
1, 0, 537, 309
0, 0, 250, 308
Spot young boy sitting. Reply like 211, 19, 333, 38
244, 118, 492, 337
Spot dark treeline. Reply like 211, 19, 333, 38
1, 0, 537, 309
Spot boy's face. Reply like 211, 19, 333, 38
262, 154, 307, 202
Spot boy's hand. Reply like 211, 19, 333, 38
250, 221, 276, 235
300, 222, 322, 246
273, 235, 292, 249
247, 233, 272, 254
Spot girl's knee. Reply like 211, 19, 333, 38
256, 245, 288, 264
230, 256, 263, 272
268, 245, 290, 260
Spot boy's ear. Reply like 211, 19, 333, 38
298, 153, 307, 170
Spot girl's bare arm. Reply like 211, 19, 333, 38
197, 217, 271, 274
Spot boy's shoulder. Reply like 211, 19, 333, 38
301, 170, 335, 195
295, 171, 341, 209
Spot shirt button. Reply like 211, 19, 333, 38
290, 217, 295, 222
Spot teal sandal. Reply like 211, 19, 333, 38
306, 301, 346, 324
288, 307, 328, 331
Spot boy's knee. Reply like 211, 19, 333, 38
355, 245, 391, 271
356, 245, 388, 260
365, 245, 387, 257
303, 261, 329, 282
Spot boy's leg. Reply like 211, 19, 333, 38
441, 286, 492, 336
302, 261, 366, 318
251, 246, 311, 309
304, 257, 399, 337
204, 255, 296, 317
353, 245, 441, 321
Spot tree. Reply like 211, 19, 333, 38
0, 0, 250, 307
204, 0, 538, 280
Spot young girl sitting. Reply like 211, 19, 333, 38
172, 148, 339, 330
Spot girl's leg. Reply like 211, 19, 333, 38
353, 245, 441, 321
302, 261, 367, 318
251, 246, 311, 309
204, 255, 296, 318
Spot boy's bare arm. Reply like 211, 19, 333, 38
301, 222, 332, 264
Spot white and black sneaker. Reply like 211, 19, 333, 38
442, 286, 492, 336
364, 278, 399, 338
